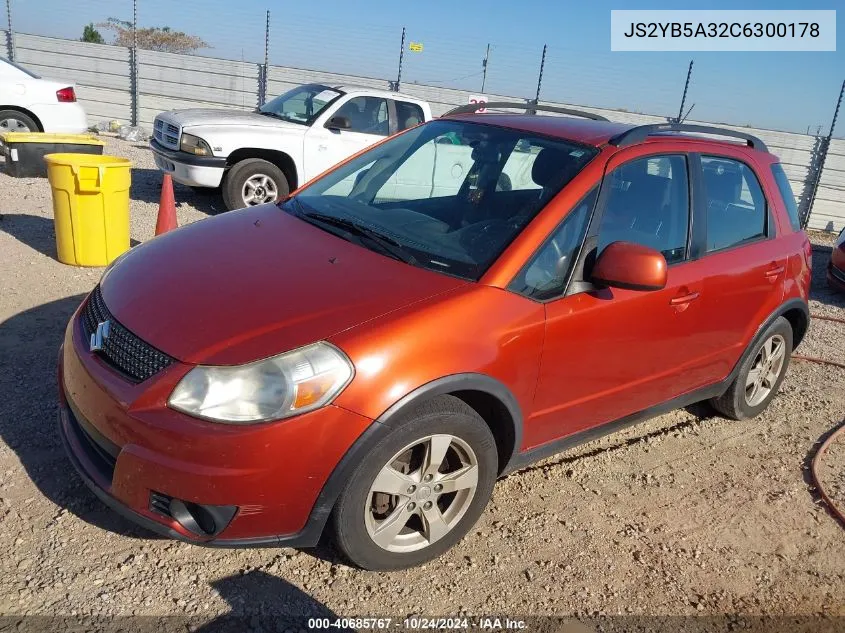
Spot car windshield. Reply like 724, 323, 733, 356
283, 119, 598, 280
258, 84, 343, 125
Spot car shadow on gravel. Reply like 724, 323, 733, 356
194, 569, 346, 631
0, 293, 161, 540
811, 245, 845, 309
0, 214, 140, 260
131, 167, 227, 216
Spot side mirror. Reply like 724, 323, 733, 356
326, 116, 351, 131
591, 241, 667, 291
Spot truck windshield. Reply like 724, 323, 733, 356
284, 119, 598, 281
258, 84, 343, 125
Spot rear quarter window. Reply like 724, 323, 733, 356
770, 163, 801, 232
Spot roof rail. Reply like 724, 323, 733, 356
610, 123, 768, 152
443, 101, 609, 121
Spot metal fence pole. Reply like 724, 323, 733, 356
481, 43, 490, 93
674, 60, 694, 123
391, 27, 406, 92
802, 79, 844, 230
130, 0, 139, 126
5, 0, 14, 61
535, 44, 547, 103
525, 44, 546, 114
259, 10, 270, 107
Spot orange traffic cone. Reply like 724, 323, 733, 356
155, 173, 178, 236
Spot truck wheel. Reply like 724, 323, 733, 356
0, 110, 39, 133
223, 159, 289, 210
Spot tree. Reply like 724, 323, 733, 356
81, 23, 104, 44
97, 18, 210, 54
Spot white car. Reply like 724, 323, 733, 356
150, 83, 432, 210
0, 57, 87, 134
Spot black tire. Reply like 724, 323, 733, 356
332, 395, 497, 570
222, 158, 289, 211
0, 109, 40, 133
709, 316, 793, 420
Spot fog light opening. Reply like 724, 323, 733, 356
149, 491, 237, 537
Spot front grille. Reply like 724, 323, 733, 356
81, 286, 175, 383
153, 116, 180, 149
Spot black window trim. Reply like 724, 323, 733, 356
770, 162, 802, 233
506, 185, 601, 303
694, 153, 775, 257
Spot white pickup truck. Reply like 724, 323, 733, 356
150, 83, 432, 210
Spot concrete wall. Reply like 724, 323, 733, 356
6, 32, 843, 232
15, 33, 132, 124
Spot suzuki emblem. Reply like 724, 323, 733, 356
90, 320, 111, 353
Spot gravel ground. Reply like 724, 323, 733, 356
0, 137, 843, 627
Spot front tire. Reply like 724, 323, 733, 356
709, 316, 793, 420
332, 395, 497, 570
222, 159, 289, 211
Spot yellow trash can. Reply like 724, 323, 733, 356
43, 153, 132, 267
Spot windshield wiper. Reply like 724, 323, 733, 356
295, 209, 419, 266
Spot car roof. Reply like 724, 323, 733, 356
334, 84, 427, 103
440, 112, 770, 154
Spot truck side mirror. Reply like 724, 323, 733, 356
326, 116, 351, 131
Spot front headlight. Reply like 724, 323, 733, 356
168, 342, 354, 424
180, 133, 212, 156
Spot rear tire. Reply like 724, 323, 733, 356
709, 316, 793, 420
0, 109, 39, 133
332, 395, 497, 570
222, 159, 288, 211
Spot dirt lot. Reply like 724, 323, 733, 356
0, 137, 843, 627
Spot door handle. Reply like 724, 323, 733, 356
764, 265, 785, 278
670, 291, 700, 306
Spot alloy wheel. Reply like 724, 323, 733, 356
241, 174, 278, 206
364, 434, 479, 553
745, 334, 786, 407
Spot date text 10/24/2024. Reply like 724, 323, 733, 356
307, 618, 528, 630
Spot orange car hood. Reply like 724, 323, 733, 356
100, 204, 466, 365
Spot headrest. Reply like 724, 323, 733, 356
532, 148, 568, 187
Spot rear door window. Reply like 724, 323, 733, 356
701, 157, 767, 252
394, 100, 426, 131
770, 163, 801, 232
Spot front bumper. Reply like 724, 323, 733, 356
57, 300, 376, 546
150, 139, 226, 188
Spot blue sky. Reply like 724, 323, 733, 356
15, 0, 844, 134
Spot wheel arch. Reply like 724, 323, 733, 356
375, 373, 524, 476
726, 297, 809, 391
0, 106, 43, 131
225, 148, 298, 189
